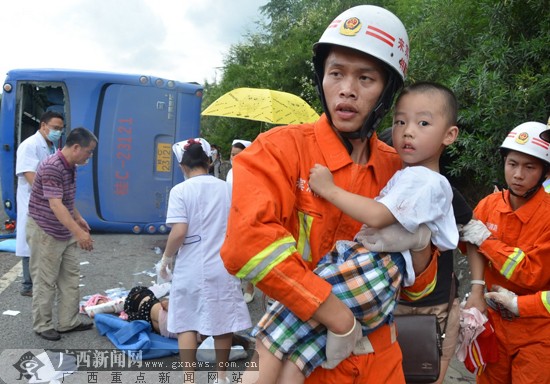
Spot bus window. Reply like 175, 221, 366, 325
16, 83, 68, 146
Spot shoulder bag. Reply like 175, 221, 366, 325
395, 273, 456, 383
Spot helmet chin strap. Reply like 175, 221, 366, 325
340, 101, 387, 141
338, 101, 384, 154
315, 71, 401, 154
313, 70, 355, 154
508, 172, 547, 199
341, 73, 400, 142
509, 184, 541, 199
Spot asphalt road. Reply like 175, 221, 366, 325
0, 230, 268, 384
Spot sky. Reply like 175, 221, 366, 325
1, 0, 268, 88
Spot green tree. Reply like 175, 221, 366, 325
201, 0, 550, 203
400, 0, 550, 202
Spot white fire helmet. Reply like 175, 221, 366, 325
313, 5, 409, 83
312, 5, 409, 140
500, 121, 550, 166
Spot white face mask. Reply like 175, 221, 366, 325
47, 129, 62, 143
75, 158, 90, 167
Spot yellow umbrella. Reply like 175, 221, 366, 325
202, 87, 319, 125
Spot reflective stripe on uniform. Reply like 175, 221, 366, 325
401, 274, 437, 301
236, 235, 297, 284
297, 211, 313, 262
500, 248, 525, 279
542, 291, 550, 315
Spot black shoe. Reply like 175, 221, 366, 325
37, 329, 61, 341
20, 290, 33, 297
58, 322, 94, 333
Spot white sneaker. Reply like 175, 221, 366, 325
243, 291, 255, 304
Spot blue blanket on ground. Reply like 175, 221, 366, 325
0, 238, 16, 252
94, 313, 179, 359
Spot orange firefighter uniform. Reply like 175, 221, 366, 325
517, 291, 550, 317
221, 114, 438, 383
474, 187, 550, 384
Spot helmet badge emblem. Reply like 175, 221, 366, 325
516, 132, 529, 145
340, 17, 362, 36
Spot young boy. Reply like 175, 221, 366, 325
252, 82, 460, 382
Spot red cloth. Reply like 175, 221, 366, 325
463, 317, 499, 375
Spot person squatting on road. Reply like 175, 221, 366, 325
459, 120, 550, 384
27, 127, 97, 341
221, 5, 442, 383
158, 138, 251, 384
15, 111, 65, 297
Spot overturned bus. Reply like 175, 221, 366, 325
0, 68, 203, 233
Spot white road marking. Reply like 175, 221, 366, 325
0, 261, 21, 295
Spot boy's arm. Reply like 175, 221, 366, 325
309, 164, 396, 228
464, 242, 487, 313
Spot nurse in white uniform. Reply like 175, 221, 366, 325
159, 137, 251, 383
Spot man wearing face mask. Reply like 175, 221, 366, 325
15, 111, 65, 297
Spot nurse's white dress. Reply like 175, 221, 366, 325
166, 174, 251, 335
15, 131, 53, 256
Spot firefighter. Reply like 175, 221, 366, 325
460, 121, 550, 383
221, 5, 439, 383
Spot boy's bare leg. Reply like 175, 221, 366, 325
278, 360, 305, 384
242, 338, 282, 384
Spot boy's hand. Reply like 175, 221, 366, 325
309, 164, 335, 197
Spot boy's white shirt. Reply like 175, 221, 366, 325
374, 165, 458, 286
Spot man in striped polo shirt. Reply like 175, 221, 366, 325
27, 127, 97, 341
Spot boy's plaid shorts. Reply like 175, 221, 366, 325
253, 240, 405, 376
